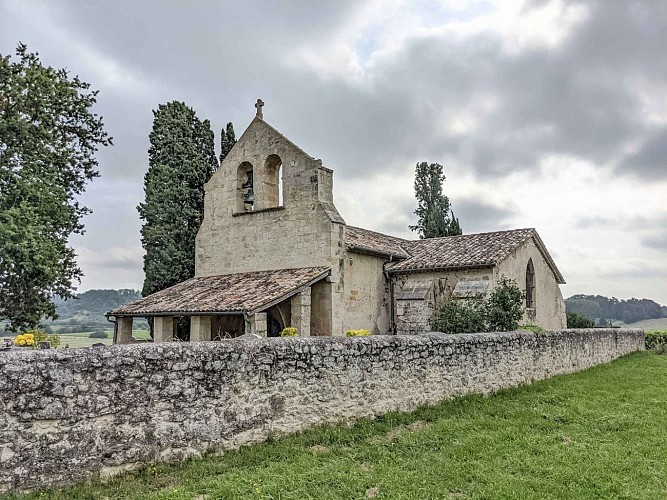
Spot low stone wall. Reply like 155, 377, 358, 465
0, 329, 644, 491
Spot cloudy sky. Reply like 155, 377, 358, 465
2, 0, 666, 304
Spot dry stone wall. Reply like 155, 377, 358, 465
0, 329, 644, 492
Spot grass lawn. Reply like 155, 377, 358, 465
623, 318, 667, 330
9, 352, 667, 500
55, 330, 151, 349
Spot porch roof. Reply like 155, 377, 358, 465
107, 266, 330, 317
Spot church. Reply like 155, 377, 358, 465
109, 100, 567, 342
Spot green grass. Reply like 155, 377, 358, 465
622, 318, 667, 330
55, 329, 151, 349
8, 352, 667, 500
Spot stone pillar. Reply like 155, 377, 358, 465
190, 316, 212, 342
153, 316, 174, 343
291, 288, 311, 337
116, 317, 133, 344
245, 312, 267, 337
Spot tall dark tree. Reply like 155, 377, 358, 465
409, 162, 462, 239
0, 43, 112, 331
220, 122, 236, 163
138, 101, 218, 298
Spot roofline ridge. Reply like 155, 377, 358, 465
408, 227, 536, 243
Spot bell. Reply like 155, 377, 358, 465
243, 188, 254, 204
241, 171, 253, 189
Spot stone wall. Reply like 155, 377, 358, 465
0, 329, 644, 492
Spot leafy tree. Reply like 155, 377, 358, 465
138, 101, 218, 300
565, 294, 664, 324
409, 162, 462, 238
220, 122, 236, 162
0, 44, 112, 331
566, 312, 595, 328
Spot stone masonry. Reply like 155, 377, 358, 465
0, 329, 644, 492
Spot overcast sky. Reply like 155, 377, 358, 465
2, 0, 666, 304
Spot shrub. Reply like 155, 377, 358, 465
520, 324, 546, 335
645, 330, 667, 351
431, 276, 525, 334
13, 332, 35, 347
431, 299, 486, 334
567, 312, 595, 328
346, 329, 370, 337
485, 276, 525, 332
89, 330, 108, 339
34, 330, 61, 348
12, 330, 61, 348
280, 327, 299, 337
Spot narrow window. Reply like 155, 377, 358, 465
526, 258, 536, 308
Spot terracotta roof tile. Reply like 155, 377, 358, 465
345, 226, 411, 259
386, 228, 564, 283
108, 267, 330, 316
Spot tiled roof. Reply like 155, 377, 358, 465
386, 228, 564, 283
108, 267, 330, 316
345, 226, 411, 259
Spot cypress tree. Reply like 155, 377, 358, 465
409, 162, 463, 239
138, 101, 218, 299
220, 122, 236, 162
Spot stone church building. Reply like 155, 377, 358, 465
109, 101, 567, 342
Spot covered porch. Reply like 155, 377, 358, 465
106, 267, 331, 344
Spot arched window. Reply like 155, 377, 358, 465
526, 258, 536, 308
237, 162, 254, 212
263, 154, 282, 208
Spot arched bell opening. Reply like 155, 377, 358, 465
263, 154, 282, 209
237, 161, 254, 212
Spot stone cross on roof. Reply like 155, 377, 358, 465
255, 98, 264, 119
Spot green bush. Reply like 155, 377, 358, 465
280, 327, 299, 337
567, 312, 595, 328
431, 299, 486, 334
645, 330, 667, 351
485, 276, 525, 331
346, 329, 370, 337
431, 276, 525, 334
520, 324, 546, 335
89, 330, 108, 339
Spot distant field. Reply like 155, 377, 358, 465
57, 330, 151, 349
0, 330, 152, 349
618, 318, 667, 330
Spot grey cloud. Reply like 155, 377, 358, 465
451, 199, 516, 234
575, 215, 615, 229
642, 233, 667, 250
623, 128, 667, 180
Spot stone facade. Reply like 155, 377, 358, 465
494, 238, 566, 328
393, 268, 492, 334
0, 329, 644, 492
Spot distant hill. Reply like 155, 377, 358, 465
565, 294, 666, 324
46, 289, 147, 332
53, 289, 141, 318
0, 289, 147, 335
